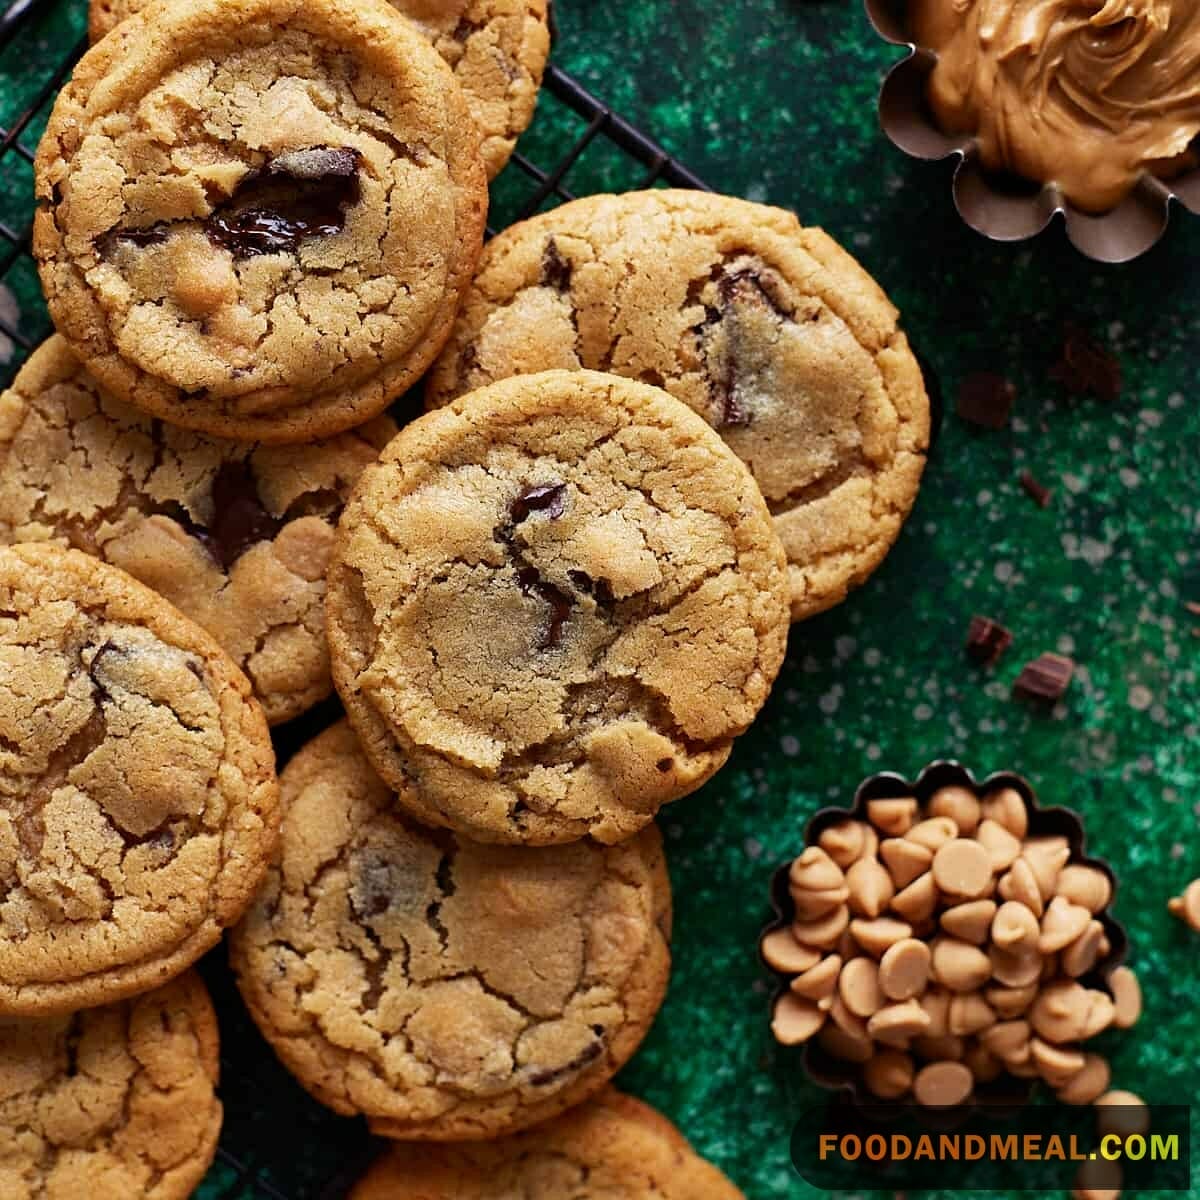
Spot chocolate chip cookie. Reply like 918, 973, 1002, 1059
230, 723, 672, 1140
349, 1088, 745, 1198
426, 190, 931, 621
0, 337, 395, 725
326, 369, 790, 846
87, 0, 551, 181
0, 543, 279, 1017
35, 0, 488, 444
0, 971, 221, 1199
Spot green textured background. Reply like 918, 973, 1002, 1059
0, 1, 1197, 1197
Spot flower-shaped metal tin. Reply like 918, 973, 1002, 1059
865, 0, 1200, 263
760, 760, 1129, 1113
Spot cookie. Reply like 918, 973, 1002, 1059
426, 190, 931, 621
348, 1088, 745, 1198
326, 369, 790, 846
34, 0, 488, 444
229, 722, 672, 1140
0, 971, 221, 1200
0, 337, 395, 726
87, 0, 552, 180
0, 543, 279, 1016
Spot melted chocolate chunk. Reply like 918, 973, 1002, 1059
1049, 323, 1122, 403
527, 1038, 604, 1087
511, 482, 568, 522
965, 615, 1012, 666
206, 146, 362, 257
517, 567, 573, 650
540, 238, 573, 291
107, 224, 171, 249
205, 461, 282, 570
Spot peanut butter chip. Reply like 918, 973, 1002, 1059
931, 937, 992, 992
998, 858, 1044, 917
818, 819, 876, 868
818, 1023, 874, 1064
866, 797, 919, 836
1022, 837, 1071, 900
867, 998, 931, 1044
1168, 878, 1200, 931
864, 1049, 914, 1099
791, 955, 842, 1008
1030, 1037, 1086, 1087
928, 786, 981, 836
789, 846, 846, 892
981, 787, 1029, 838
1057, 1053, 1110, 1105
985, 982, 1038, 1019
1072, 1156, 1123, 1200
1039, 896, 1093, 953
761, 928, 822, 975
846, 855, 895, 918
1057, 864, 1113, 913
879, 938, 931, 1000
913, 1060, 973, 1108
1096, 1091, 1149, 1138
981, 1019, 1030, 1061
933, 839, 993, 899
891, 871, 938, 923
1031, 981, 1113, 1044
989, 943, 1043, 988
850, 917, 914, 958
771, 994, 826, 1045
1061, 920, 1105, 978
837, 957, 883, 1018
991, 901, 1040, 951
905, 817, 959, 852
1108, 966, 1143, 1029
940, 899, 997, 945
976, 819, 1022, 872
948, 993, 995, 1036
829, 992, 868, 1039
792, 904, 850, 950
880, 838, 933, 888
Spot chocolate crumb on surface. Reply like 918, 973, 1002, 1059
1019, 470, 1053, 508
1014, 653, 1075, 703
1049, 323, 1122, 403
957, 372, 1015, 430
965, 615, 1013, 666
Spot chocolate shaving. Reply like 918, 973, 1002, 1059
511, 482, 567, 523
517, 567, 572, 650
965, 615, 1012, 666
1049, 323, 1122, 403
957, 372, 1015, 430
1019, 470, 1053, 508
1013, 653, 1075, 704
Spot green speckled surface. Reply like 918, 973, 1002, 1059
1, 1, 1197, 1197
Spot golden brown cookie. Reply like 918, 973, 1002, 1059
348, 1088, 745, 1198
0, 337, 394, 725
230, 723, 673, 1140
0, 543, 279, 1017
87, 0, 551, 180
34, 0, 487, 443
326, 369, 790, 846
0, 971, 221, 1200
427, 190, 931, 621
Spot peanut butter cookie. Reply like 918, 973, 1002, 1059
0, 543, 279, 1017
0, 971, 221, 1200
326, 369, 790, 846
230, 723, 672, 1140
348, 1088, 745, 1197
427, 190, 931, 621
35, 0, 487, 443
0, 337, 394, 725
87, 0, 551, 180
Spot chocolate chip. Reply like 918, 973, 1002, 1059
205, 461, 282, 570
540, 238, 573, 291
206, 146, 362, 257
957, 372, 1015, 430
511, 482, 567, 523
517, 567, 572, 650
965, 616, 1012, 666
1049, 323, 1122, 403
1013, 653, 1075, 703
1019, 470, 1053, 508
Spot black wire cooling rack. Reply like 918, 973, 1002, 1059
0, 1, 710, 1196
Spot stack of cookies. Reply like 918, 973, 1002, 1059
0, 0, 931, 1195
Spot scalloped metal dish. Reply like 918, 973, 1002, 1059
864, 0, 1200, 264
759, 760, 1130, 1114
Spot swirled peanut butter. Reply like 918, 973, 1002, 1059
910, 1, 1200, 211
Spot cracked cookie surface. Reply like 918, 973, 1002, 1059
87, 0, 551, 181
326, 369, 790, 846
0, 543, 279, 1017
230, 723, 672, 1140
427, 190, 931, 621
349, 1087, 745, 1198
0, 970, 221, 1200
0, 337, 395, 726
34, 0, 488, 443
